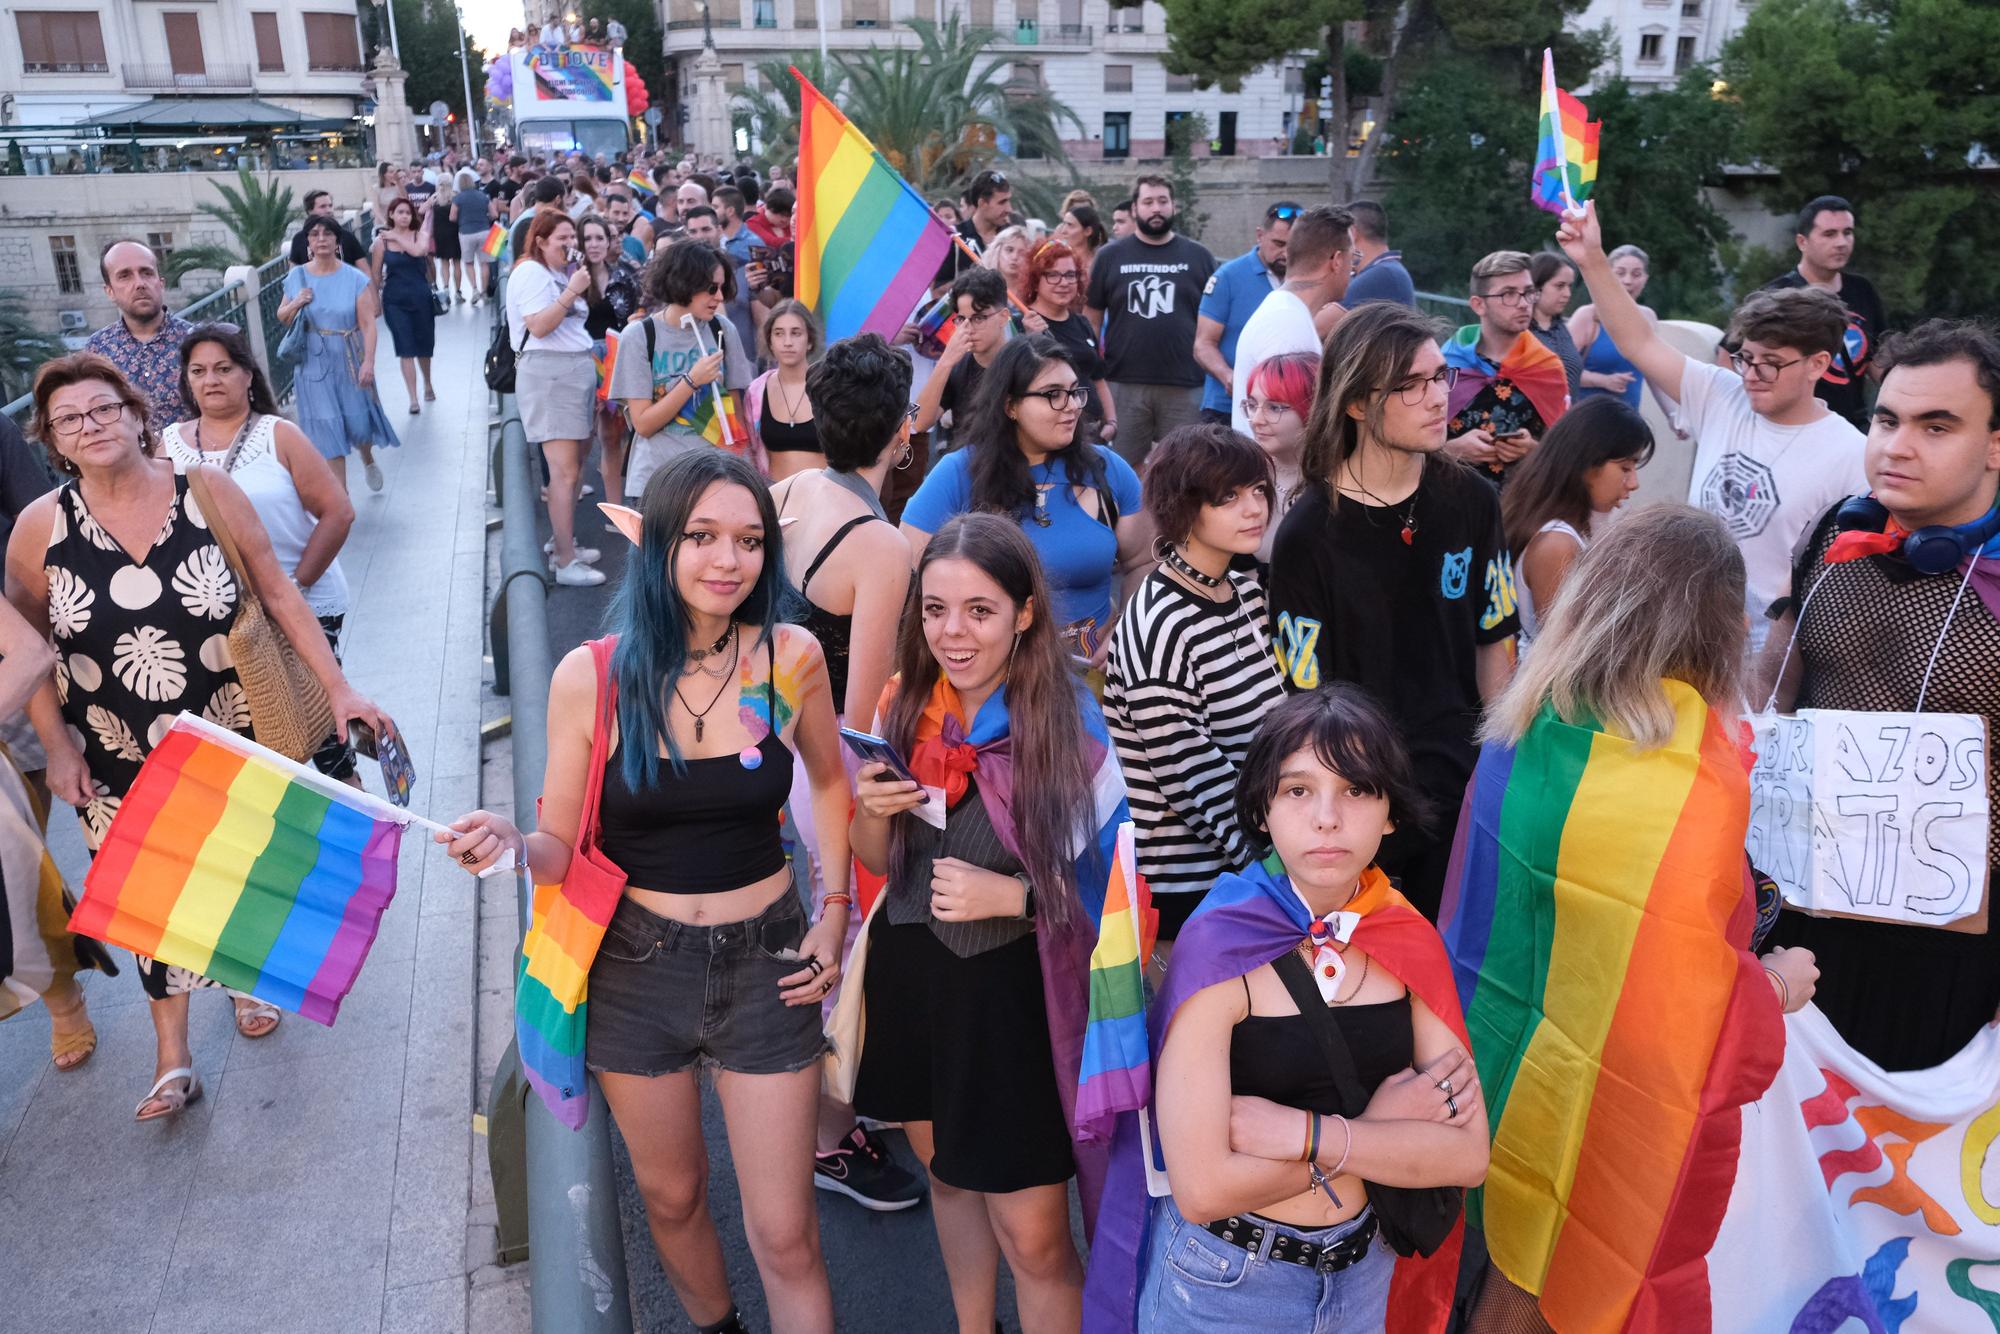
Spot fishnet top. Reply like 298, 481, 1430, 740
1789, 513, 2000, 864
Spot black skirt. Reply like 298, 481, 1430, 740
853, 914, 1075, 1194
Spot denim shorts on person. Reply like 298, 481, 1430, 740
1138, 1195, 1393, 1334
584, 890, 829, 1078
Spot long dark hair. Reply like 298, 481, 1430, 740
178, 322, 280, 421
608, 450, 798, 791
1500, 396, 1655, 556
962, 335, 1118, 528
881, 514, 1093, 929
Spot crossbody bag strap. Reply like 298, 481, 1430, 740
1272, 948, 1375, 1115
183, 466, 249, 587
575, 636, 620, 851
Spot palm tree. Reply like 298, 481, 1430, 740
734, 51, 845, 169
835, 17, 1081, 212
164, 167, 296, 285
0, 291, 69, 403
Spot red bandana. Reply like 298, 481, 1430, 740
1823, 521, 1907, 565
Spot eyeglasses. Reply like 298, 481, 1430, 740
1476, 287, 1538, 307
903, 403, 922, 425
1266, 202, 1303, 222
1381, 367, 1458, 404
1240, 397, 1295, 421
1730, 351, 1806, 382
1043, 270, 1079, 284
1018, 385, 1090, 410
47, 402, 129, 437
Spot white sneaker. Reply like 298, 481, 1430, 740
364, 461, 384, 492
579, 483, 596, 498
553, 559, 606, 587
544, 543, 600, 565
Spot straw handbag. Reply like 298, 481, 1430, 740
185, 468, 336, 761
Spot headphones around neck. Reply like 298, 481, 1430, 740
1834, 494, 2000, 575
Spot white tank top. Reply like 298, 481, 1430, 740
1517, 518, 1586, 647
163, 415, 350, 617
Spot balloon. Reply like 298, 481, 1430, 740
625, 68, 649, 117
485, 56, 513, 101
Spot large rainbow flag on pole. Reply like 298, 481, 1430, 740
793, 68, 957, 342
69, 713, 424, 1026
1532, 47, 1600, 215
1437, 681, 1784, 1330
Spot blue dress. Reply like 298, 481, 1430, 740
283, 264, 402, 460
379, 247, 436, 358
1578, 325, 1645, 410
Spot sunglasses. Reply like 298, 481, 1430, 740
1266, 203, 1303, 222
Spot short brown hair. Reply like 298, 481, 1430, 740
1727, 287, 1847, 358
1133, 173, 1173, 200
1143, 422, 1276, 542
30, 352, 159, 472
1470, 249, 1532, 293
1285, 206, 1352, 272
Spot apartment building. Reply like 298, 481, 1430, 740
1573, 0, 1752, 88
660, 0, 1307, 160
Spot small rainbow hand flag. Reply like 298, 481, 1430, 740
1075, 822, 1156, 1141
69, 713, 415, 1026
480, 221, 509, 261
1532, 47, 1600, 216
595, 330, 618, 402
690, 387, 747, 453
626, 169, 656, 197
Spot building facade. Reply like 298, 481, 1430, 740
1572, 0, 1752, 89
660, 0, 1306, 161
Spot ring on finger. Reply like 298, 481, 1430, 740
806, 957, 823, 975
1447, 1096, 1458, 1117
1439, 1077, 1453, 1095
459, 850, 479, 866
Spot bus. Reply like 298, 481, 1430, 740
509, 43, 630, 161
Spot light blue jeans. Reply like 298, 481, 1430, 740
1138, 1195, 1394, 1333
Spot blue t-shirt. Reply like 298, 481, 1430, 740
1345, 251, 1417, 309
1196, 247, 1281, 413
902, 444, 1142, 634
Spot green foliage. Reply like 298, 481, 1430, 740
1721, 0, 2000, 320
1164, 114, 1213, 240
359, 0, 487, 124
164, 168, 295, 284
1158, 0, 1356, 92
733, 51, 846, 170
0, 290, 67, 402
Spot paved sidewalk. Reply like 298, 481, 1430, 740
0, 305, 513, 1334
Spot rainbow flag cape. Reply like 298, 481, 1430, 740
480, 222, 508, 261
1075, 823, 1156, 1140
69, 713, 409, 1026
594, 329, 618, 402
1437, 681, 1784, 1331
1532, 47, 1600, 215
793, 68, 957, 342
626, 168, 656, 197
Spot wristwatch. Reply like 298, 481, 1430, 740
1014, 873, 1035, 920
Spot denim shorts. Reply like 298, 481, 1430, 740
1138, 1195, 1393, 1333
583, 890, 829, 1078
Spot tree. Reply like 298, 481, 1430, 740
1721, 0, 2000, 320
587, 0, 665, 114
733, 52, 847, 169
359, 0, 487, 125
0, 291, 67, 402
164, 168, 296, 284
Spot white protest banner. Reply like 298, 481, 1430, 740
1748, 709, 1989, 930
1707, 1006, 2000, 1332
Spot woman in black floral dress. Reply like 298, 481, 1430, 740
7, 354, 387, 1120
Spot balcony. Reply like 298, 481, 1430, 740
666, 17, 743, 29
123, 63, 254, 91
1043, 23, 1092, 44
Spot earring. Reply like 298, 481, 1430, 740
895, 440, 914, 470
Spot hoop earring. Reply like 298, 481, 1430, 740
1151, 535, 1175, 563
895, 440, 915, 470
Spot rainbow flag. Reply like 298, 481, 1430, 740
689, 386, 747, 452
1532, 47, 1600, 215
480, 221, 508, 261
793, 68, 957, 342
626, 168, 656, 197
68, 714, 406, 1026
594, 329, 618, 402
1437, 681, 1784, 1331
1075, 823, 1156, 1138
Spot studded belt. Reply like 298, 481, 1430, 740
1201, 1210, 1378, 1273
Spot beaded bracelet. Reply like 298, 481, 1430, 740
1763, 965, 1789, 1012
821, 893, 853, 911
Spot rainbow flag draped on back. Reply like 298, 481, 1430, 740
793, 68, 956, 342
480, 222, 509, 261
1075, 823, 1156, 1140
1532, 47, 1600, 216
626, 168, 656, 197
69, 714, 404, 1026
1437, 681, 1784, 1331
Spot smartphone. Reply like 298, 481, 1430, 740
838, 727, 927, 801
750, 244, 774, 265
352, 717, 417, 808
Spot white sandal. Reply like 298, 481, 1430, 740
136, 1067, 203, 1121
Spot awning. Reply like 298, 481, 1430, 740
77, 97, 354, 132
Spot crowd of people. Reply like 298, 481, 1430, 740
3, 120, 1996, 1334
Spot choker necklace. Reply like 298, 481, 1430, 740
675, 633, 740, 743
686, 624, 733, 668
1162, 545, 1223, 588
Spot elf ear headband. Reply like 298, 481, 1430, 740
1834, 494, 2000, 575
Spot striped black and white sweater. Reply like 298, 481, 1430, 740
1103, 567, 1287, 899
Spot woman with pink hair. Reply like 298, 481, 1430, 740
1238, 351, 1317, 566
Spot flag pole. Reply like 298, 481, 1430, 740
170, 711, 460, 838
1542, 48, 1579, 213
678, 313, 737, 446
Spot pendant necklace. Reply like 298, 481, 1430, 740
1343, 468, 1420, 546
674, 632, 739, 743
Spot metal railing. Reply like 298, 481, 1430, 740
121, 63, 254, 90
1042, 22, 1093, 43
252, 256, 297, 402
1414, 289, 1475, 325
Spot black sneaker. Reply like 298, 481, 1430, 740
813, 1126, 928, 1212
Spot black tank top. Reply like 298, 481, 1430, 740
596, 674, 795, 892
1230, 976, 1413, 1117
795, 513, 881, 709
761, 381, 821, 455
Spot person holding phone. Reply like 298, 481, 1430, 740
440, 449, 852, 1334
850, 513, 1125, 1334
1443, 250, 1549, 481
507, 211, 601, 586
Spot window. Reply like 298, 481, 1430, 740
1675, 35, 1696, 70
1103, 111, 1130, 159
147, 232, 176, 271
1637, 32, 1663, 62
164, 12, 206, 77
16, 10, 109, 72
1284, 65, 1304, 94
1165, 71, 1195, 93
50, 236, 81, 295
723, 63, 746, 89
1109, 5, 1143, 33
793, 0, 815, 26
252, 12, 284, 71
848, 0, 882, 25
753, 0, 776, 26
969, 0, 993, 26
1104, 64, 1132, 93
303, 12, 363, 71
1682, 0, 1700, 13
1010, 61, 1044, 91
1216, 110, 1237, 156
